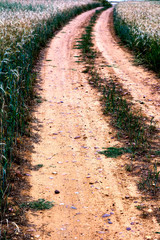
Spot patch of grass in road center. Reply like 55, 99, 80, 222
20, 199, 54, 210
32, 164, 43, 171
99, 147, 132, 158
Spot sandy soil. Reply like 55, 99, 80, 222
25, 7, 160, 240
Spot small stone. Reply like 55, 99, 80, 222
25, 173, 32, 176
125, 195, 130, 199
74, 136, 81, 139
130, 222, 134, 225
55, 190, 60, 194
71, 206, 77, 210
27, 228, 36, 232
147, 209, 152, 213
8, 208, 13, 212
89, 182, 94, 185
60, 228, 66, 231
108, 221, 113, 224
52, 172, 57, 175
126, 227, 131, 231
102, 214, 110, 218
75, 213, 81, 215
146, 236, 151, 240
49, 177, 53, 179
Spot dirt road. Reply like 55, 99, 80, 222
26, 7, 160, 240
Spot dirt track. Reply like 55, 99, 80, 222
26, 7, 160, 240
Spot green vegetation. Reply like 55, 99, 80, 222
0, 0, 102, 217
138, 163, 160, 195
103, 82, 150, 151
33, 164, 43, 170
155, 151, 160, 156
114, 2, 160, 74
99, 147, 132, 158
21, 198, 54, 210
125, 163, 133, 172
135, 205, 146, 211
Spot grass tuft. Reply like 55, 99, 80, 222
20, 198, 54, 210
99, 147, 131, 158
138, 163, 160, 195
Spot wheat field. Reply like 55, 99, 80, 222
114, 1, 160, 73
